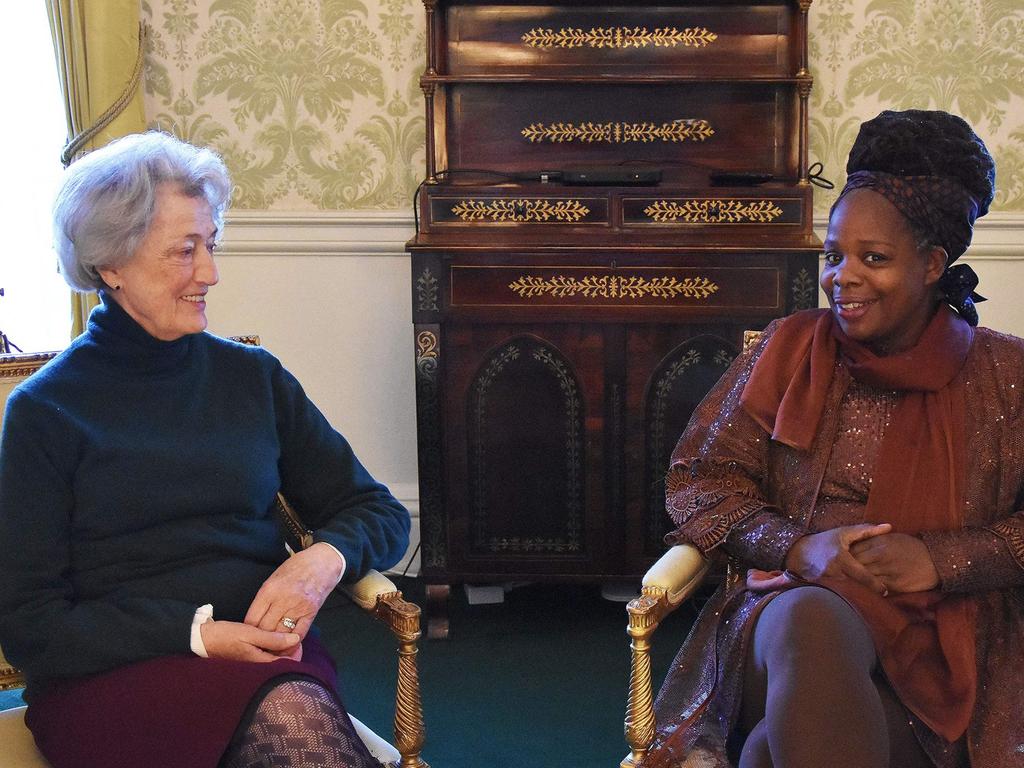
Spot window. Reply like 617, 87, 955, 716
0, 5, 71, 353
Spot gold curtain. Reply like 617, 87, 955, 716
46, 0, 147, 337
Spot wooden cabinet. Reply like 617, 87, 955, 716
408, 0, 821, 637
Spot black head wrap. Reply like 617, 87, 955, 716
833, 110, 996, 325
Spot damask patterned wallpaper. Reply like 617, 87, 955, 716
810, 0, 1024, 211
141, 0, 1024, 213
142, 0, 425, 209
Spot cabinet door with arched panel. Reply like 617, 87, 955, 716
441, 324, 608, 578
622, 325, 752, 572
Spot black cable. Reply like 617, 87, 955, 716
413, 168, 523, 235
808, 161, 835, 190
412, 178, 425, 234
436, 168, 520, 183
398, 541, 421, 582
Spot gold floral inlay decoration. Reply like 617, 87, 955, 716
522, 119, 714, 144
508, 275, 719, 300
451, 199, 591, 223
416, 331, 438, 361
644, 199, 784, 223
522, 26, 718, 49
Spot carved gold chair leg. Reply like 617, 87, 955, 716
622, 587, 670, 768
375, 592, 429, 768
622, 543, 711, 767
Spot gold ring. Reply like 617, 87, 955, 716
281, 617, 297, 630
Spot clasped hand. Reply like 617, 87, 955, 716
200, 542, 345, 662
783, 523, 939, 596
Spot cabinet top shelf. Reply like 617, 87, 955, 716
407, 232, 823, 251
422, 74, 808, 84
432, 0, 804, 7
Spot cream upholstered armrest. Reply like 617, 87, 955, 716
621, 544, 711, 768
641, 543, 710, 608
342, 569, 400, 611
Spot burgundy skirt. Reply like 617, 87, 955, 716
24, 636, 345, 768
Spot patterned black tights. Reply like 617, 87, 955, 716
220, 679, 380, 768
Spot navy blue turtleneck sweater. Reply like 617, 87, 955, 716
0, 294, 409, 687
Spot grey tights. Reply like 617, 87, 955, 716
738, 587, 932, 768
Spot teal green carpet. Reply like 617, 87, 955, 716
320, 579, 698, 767
0, 580, 699, 767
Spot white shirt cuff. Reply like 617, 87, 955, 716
190, 604, 214, 657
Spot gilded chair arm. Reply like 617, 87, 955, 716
622, 545, 709, 768
0, 646, 25, 692
341, 571, 429, 768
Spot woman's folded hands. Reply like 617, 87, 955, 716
199, 620, 302, 662
781, 523, 940, 596
201, 543, 346, 662
850, 532, 940, 593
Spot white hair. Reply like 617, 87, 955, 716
52, 131, 232, 292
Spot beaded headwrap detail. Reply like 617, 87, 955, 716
834, 170, 986, 326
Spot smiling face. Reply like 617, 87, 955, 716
99, 184, 220, 341
820, 188, 947, 356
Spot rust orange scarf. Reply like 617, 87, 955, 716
740, 306, 976, 742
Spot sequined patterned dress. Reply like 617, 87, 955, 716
645, 319, 1024, 768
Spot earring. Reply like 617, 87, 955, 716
113, 284, 121, 290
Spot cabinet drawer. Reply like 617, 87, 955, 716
622, 193, 807, 227
449, 264, 783, 312
444, 3, 799, 77
429, 194, 610, 227
419, 185, 812, 235
445, 83, 797, 176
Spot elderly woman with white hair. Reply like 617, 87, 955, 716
0, 132, 409, 768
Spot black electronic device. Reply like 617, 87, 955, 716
562, 167, 662, 186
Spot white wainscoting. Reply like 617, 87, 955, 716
208, 210, 1024, 577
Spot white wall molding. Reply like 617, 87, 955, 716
222, 209, 1024, 260
220, 210, 415, 257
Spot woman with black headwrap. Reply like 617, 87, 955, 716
642, 110, 1023, 768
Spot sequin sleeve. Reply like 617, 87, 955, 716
986, 517, 1024, 570
920, 522, 1024, 593
664, 323, 809, 559
664, 457, 770, 553
723, 509, 810, 571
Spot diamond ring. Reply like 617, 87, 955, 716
281, 617, 297, 630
